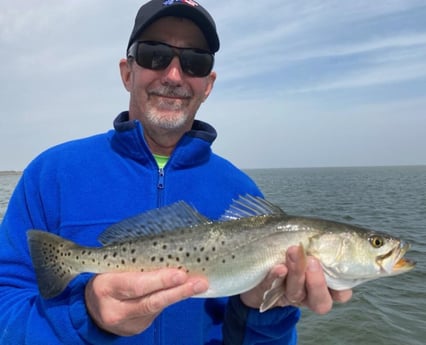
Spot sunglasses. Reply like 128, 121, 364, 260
127, 41, 214, 78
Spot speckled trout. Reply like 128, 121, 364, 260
27, 195, 415, 311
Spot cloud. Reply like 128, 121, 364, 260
290, 58, 426, 93
211, 0, 426, 95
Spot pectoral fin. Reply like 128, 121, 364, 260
260, 243, 307, 312
260, 276, 286, 312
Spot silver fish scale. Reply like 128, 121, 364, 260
72, 216, 288, 277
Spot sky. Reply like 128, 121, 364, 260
1, 0, 426, 170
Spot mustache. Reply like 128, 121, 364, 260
148, 86, 192, 98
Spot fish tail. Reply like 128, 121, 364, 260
27, 230, 80, 299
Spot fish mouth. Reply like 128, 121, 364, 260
377, 241, 416, 274
394, 257, 416, 270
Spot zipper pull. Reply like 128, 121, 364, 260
158, 168, 165, 189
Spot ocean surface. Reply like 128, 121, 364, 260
1, 166, 425, 345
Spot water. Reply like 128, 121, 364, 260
1, 167, 425, 344
0, 172, 21, 220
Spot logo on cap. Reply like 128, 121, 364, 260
163, 0, 199, 7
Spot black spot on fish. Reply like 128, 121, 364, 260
121, 259, 126, 265
104, 254, 108, 260
162, 245, 167, 250
113, 252, 118, 258
131, 249, 136, 254
151, 256, 156, 262
132, 258, 137, 263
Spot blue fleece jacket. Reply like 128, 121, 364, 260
0, 112, 300, 344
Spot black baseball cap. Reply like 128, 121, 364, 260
127, 0, 220, 53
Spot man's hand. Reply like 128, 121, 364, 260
240, 245, 352, 314
85, 269, 208, 336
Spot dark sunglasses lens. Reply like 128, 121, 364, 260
137, 43, 173, 70
135, 42, 213, 77
181, 50, 213, 77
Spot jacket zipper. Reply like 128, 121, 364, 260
157, 168, 165, 207
156, 167, 165, 343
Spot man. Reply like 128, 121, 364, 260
0, 1, 351, 344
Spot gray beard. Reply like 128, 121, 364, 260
144, 108, 190, 129
145, 86, 193, 129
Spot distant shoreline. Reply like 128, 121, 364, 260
0, 171, 22, 176
0, 165, 425, 175
244, 164, 426, 171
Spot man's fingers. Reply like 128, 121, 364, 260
85, 270, 209, 336
93, 270, 209, 314
139, 277, 208, 315
305, 257, 333, 314
284, 245, 307, 303
330, 288, 353, 303
241, 245, 353, 313
102, 269, 189, 300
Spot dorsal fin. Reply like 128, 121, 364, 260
220, 195, 286, 221
98, 201, 211, 245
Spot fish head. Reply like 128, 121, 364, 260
307, 229, 416, 290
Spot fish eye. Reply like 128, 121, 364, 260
369, 236, 385, 248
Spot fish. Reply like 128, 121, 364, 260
27, 195, 415, 311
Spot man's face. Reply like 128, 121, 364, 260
120, 16, 216, 133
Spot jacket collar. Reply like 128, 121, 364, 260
111, 111, 217, 168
